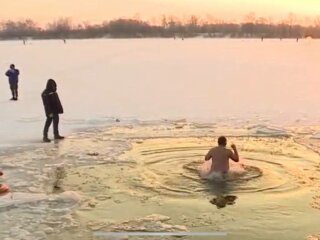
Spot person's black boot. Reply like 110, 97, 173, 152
43, 136, 51, 143
10, 90, 15, 100
54, 135, 65, 140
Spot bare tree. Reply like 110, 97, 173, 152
244, 12, 256, 23
46, 18, 73, 38
161, 15, 168, 29
314, 15, 320, 27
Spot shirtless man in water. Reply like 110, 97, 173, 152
205, 136, 239, 173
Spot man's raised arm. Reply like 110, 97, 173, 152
230, 144, 239, 162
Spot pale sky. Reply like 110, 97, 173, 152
0, 0, 320, 25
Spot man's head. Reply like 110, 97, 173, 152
218, 136, 227, 146
10, 64, 15, 69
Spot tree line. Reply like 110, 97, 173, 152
1, 15, 320, 40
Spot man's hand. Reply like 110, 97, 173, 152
48, 113, 53, 118
230, 144, 239, 162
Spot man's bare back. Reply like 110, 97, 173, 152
205, 136, 239, 173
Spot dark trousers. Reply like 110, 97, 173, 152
10, 83, 18, 99
43, 114, 59, 137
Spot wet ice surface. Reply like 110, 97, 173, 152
1, 120, 319, 239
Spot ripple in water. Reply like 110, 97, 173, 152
124, 137, 315, 197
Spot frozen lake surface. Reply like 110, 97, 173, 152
0, 39, 320, 240
1, 38, 320, 146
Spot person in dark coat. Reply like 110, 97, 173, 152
5, 64, 20, 100
41, 79, 64, 142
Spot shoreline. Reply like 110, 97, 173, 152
2, 117, 320, 155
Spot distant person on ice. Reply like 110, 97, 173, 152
41, 79, 64, 142
204, 136, 239, 173
5, 64, 20, 100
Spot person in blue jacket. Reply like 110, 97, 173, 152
41, 79, 64, 142
5, 64, 20, 100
